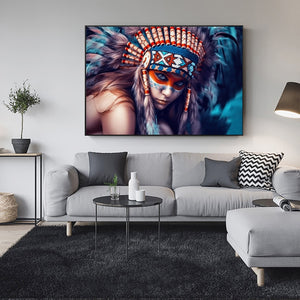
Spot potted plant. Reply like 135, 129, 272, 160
3, 80, 40, 153
108, 174, 120, 200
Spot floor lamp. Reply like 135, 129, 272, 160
275, 82, 300, 118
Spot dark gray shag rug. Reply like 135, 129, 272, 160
0, 223, 300, 299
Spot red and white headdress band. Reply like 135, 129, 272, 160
121, 26, 205, 79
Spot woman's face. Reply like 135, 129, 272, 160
148, 70, 187, 110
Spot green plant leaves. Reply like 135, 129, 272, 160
3, 80, 40, 138
4, 80, 40, 114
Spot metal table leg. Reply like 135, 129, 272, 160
34, 156, 37, 225
34, 155, 42, 226
95, 204, 98, 258
40, 155, 42, 224
126, 207, 130, 260
158, 203, 161, 254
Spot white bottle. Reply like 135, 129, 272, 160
128, 172, 139, 200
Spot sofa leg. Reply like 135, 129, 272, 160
66, 221, 75, 237
252, 267, 264, 287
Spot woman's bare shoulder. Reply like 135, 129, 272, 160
92, 90, 134, 113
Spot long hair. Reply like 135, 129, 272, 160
132, 65, 158, 134
86, 68, 135, 101
86, 27, 135, 100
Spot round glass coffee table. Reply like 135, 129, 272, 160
93, 195, 163, 259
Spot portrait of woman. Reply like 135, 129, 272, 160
85, 26, 243, 135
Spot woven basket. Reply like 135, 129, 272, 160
0, 192, 18, 223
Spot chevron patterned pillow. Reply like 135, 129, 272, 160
238, 150, 284, 190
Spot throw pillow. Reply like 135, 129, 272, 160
238, 150, 284, 190
88, 152, 128, 186
201, 157, 241, 189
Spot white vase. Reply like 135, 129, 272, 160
128, 172, 139, 200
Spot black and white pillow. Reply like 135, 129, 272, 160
238, 150, 284, 190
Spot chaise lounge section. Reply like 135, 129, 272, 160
227, 207, 300, 286
226, 165, 300, 286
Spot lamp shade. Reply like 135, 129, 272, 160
275, 82, 300, 118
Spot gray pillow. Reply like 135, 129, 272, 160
88, 152, 127, 186
201, 157, 241, 189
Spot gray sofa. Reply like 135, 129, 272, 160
44, 152, 294, 234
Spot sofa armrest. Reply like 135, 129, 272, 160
44, 165, 79, 216
272, 166, 300, 200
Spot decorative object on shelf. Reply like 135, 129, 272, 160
128, 171, 139, 200
3, 80, 41, 153
108, 174, 119, 200
11, 138, 31, 154
136, 189, 145, 202
0, 192, 18, 223
275, 82, 300, 118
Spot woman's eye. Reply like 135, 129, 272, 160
155, 72, 167, 81
175, 81, 185, 87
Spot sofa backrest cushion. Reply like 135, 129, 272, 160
172, 152, 236, 189
74, 152, 172, 188
73, 152, 89, 187
126, 153, 172, 188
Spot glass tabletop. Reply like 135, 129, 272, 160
252, 199, 277, 207
93, 195, 162, 207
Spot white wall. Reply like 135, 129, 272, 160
0, 0, 299, 217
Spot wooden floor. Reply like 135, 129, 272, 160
0, 221, 71, 257
0, 221, 95, 256
0, 222, 34, 256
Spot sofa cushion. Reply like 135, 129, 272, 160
66, 185, 175, 217
45, 165, 79, 217
126, 153, 172, 188
226, 207, 300, 256
175, 186, 274, 217
201, 157, 241, 189
88, 152, 127, 186
73, 152, 89, 187
272, 166, 300, 200
238, 150, 284, 190
74, 152, 172, 188
172, 152, 236, 189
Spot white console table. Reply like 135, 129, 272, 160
0, 153, 43, 225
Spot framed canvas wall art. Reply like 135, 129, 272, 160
85, 25, 243, 136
